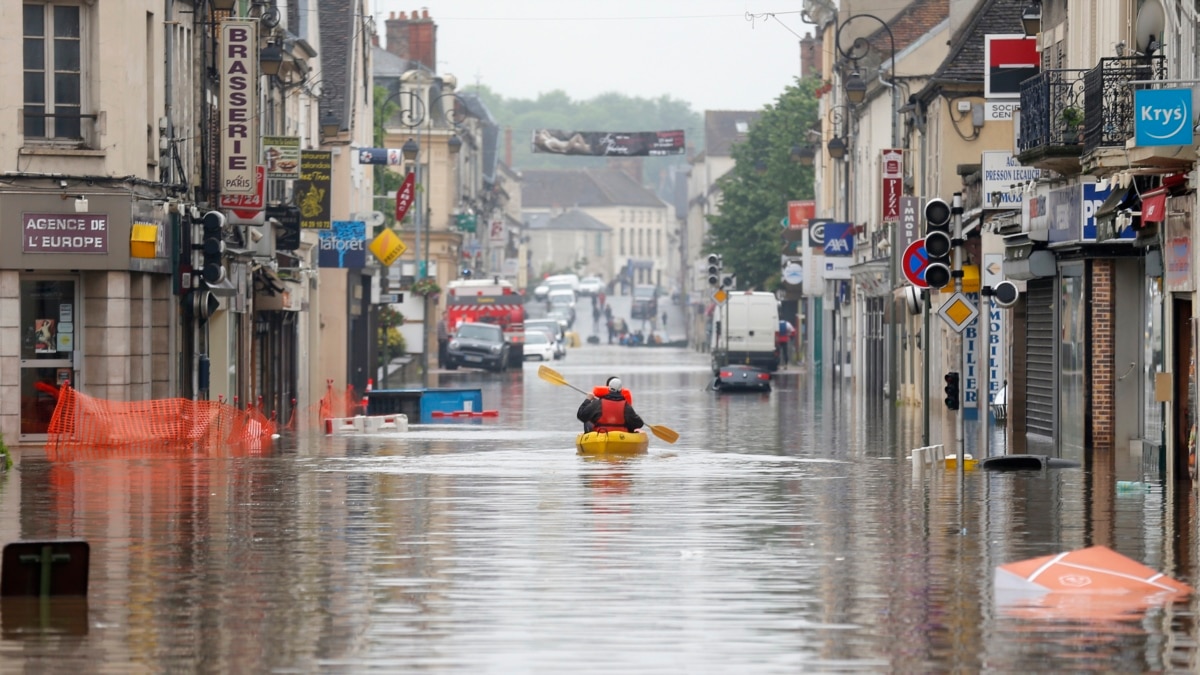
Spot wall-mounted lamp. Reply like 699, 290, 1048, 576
402, 137, 419, 162
753, 159, 768, 175
1021, 2, 1041, 37
448, 134, 463, 155
827, 136, 847, 160
260, 42, 284, 77
791, 144, 815, 166
320, 111, 340, 138
74, 197, 89, 213
211, 0, 237, 11
844, 70, 868, 104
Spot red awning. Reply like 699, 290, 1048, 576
1141, 188, 1167, 224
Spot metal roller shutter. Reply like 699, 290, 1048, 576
1025, 278, 1055, 437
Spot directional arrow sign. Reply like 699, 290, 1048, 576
937, 291, 979, 333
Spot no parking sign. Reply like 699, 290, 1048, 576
901, 240, 931, 288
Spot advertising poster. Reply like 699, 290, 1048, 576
531, 129, 685, 156
263, 136, 301, 180
318, 221, 367, 269
34, 319, 56, 353
296, 150, 332, 229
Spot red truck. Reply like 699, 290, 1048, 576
445, 278, 526, 368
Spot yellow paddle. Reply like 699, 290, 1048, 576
537, 364, 679, 444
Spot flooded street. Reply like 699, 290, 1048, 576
2, 337, 1198, 673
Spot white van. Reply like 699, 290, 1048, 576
711, 291, 779, 372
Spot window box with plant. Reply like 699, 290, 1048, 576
410, 278, 441, 297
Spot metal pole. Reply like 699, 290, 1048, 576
952, 192, 965, 480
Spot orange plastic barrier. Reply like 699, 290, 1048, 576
44, 383, 277, 461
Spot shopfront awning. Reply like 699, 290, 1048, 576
850, 259, 889, 298
1095, 183, 1138, 224
1140, 187, 1167, 224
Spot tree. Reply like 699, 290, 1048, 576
706, 76, 820, 291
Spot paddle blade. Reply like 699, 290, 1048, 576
538, 364, 567, 386
648, 424, 679, 444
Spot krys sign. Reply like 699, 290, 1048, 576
1135, 88, 1193, 147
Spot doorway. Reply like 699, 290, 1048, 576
19, 278, 78, 441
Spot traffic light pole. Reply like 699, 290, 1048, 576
951, 192, 966, 483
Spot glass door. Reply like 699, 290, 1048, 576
19, 278, 77, 440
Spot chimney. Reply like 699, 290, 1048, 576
800, 32, 822, 78
384, 9, 437, 72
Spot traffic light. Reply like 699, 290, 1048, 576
190, 289, 220, 323
943, 371, 960, 410
706, 254, 723, 287
201, 210, 226, 285
923, 198, 952, 289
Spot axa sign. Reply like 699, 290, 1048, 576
823, 222, 854, 257
1135, 88, 1193, 147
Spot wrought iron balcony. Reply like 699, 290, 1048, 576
1082, 55, 1166, 154
1016, 68, 1088, 173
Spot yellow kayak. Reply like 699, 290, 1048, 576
576, 430, 650, 456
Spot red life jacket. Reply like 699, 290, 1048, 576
594, 397, 628, 433
591, 386, 633, 405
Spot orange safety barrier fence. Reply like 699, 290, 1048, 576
302, 380, 364, 430
44, 383, 278, 461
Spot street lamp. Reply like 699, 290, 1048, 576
378, 80, 470, 385
1021, 2, 1041, 36
836, 13, 900, 400
827, 136, 847, 160
791, 144, 816, 166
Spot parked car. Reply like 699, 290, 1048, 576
525, 318, 567, 359
712, 365, 772, 392
445, 322, 510, 372
533, 281, 551, 301
522, 330, 556, 361
578, 276, 604, 296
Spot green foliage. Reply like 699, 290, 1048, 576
706, 76, 821, 291
379, 306, 407, 363
0, 434, 10, 471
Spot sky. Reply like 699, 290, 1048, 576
371, 1, 816, 112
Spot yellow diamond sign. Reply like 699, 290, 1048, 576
369, 228, 407, 266
712, 288, 728, 304
937, 291, 978, 333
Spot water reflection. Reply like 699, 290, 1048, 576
0, 345, 1194, 672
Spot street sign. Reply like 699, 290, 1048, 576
712, 289, 727, 304
394, 172, 416, 222
901, 240, 930, 288
938, 291, 979, 333
369, 228, 407, 266
378, 293, 400, 304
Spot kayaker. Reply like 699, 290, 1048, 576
577, 376, 644, 433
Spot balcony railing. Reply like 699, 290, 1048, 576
1082, 55, 1166, 154
1017, 68, 1088, 153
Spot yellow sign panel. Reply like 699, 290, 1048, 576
712, 289, 728, 304
937, 264, 980, 293
369, 229, 407, 266
937, 291, 979, 333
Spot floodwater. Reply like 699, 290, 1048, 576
1, 342, 1198, 673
